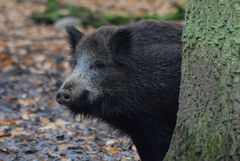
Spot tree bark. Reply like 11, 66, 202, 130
165, 0, 240, 160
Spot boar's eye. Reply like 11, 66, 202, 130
90, 60, 106, 70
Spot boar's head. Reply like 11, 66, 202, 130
56, 26, 135, 118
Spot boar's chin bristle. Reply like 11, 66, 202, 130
66, 26, 84, 50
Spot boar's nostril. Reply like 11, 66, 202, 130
56, 91, 72, 105
56, 93, 61, 102
63, 93, 71, 101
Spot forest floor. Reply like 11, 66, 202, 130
0, 0, 183, 161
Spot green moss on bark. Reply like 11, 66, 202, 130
165, 0, 240, 160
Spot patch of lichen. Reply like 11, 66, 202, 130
185, 113, 231, 161
166, 112, 233, 161
165, 0, 240, 160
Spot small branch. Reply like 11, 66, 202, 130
0, 34, 65, 41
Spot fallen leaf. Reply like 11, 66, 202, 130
10, 127, 24, 136
54, 119, 69, 128
80, 144, 92, 151
0, 126, 10, 137
33, 55, 46, 62
19, 135, 28, 141
0, 146, 11, 154
134, 153, 141, 161
3, 118, 17, 126
106, 139, 117, 146
19, 98, 38, 106
49, 99, 57, 107
60, 157, 72, 161
3, 59, 15, 66
42, 60, 54, 71
0, 52, 7, 60
23, 55, 34, 63
57, 144, 72, 151
21, 113, 29, 120
104, 146, 122, 155
40, 123, 57, 130
40, 119, 69, 130
7, 95, 16, 103
39, 117, 50, 125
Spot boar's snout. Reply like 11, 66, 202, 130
56, 90, 72, 106
56, 72, 100, 109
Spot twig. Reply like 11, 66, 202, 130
0, 34, 65, 41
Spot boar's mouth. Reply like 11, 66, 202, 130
66, 92, 108, 117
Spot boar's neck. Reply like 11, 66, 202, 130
101, 75, 179, 161
104, 114, 176, 161
131, 123, 174, 161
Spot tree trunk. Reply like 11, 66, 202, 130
165, 0, 240, 161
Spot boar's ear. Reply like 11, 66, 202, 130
109, 29, 132, 67
66, 26, 84, 50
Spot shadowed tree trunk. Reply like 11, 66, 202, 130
165, 0, 240, 160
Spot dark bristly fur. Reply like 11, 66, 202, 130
57, 20, 182, 161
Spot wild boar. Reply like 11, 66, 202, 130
56, 20, 182, 161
